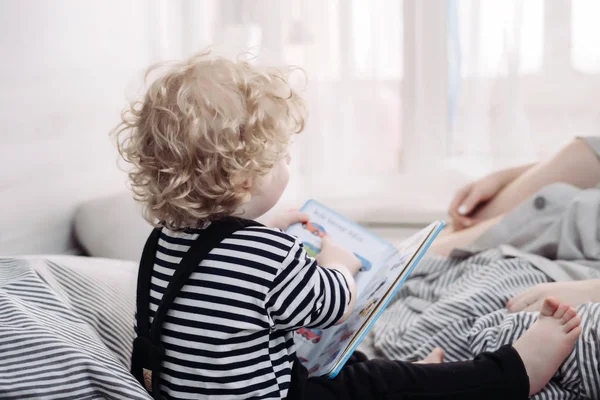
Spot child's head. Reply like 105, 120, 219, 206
115, 51, 307, 229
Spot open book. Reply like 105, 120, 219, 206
287, 200, 444, 378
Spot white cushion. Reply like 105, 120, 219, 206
74, 192, 152, 261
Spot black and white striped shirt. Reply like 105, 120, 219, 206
147, 225, 351, 399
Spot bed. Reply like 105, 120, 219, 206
0, 189, 154, 398
0, 255, 151, 399
370, 184, 600, 400
2, 187, 599, 399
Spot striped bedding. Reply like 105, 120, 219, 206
372, 249, 600, 400
2, 251, 598, 399
0, 256, 151, 399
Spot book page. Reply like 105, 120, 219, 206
286, 200, 398, 375
286, 200, 444, 378
329, 222, 443, 376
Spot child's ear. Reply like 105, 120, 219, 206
242, 176, 253, 191
239, 176, 255, 202
233, 170, 253, 191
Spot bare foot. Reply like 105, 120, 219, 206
513, 297, 582, 396
415, 347, 445, 364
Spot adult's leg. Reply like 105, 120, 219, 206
305, 345, 528, 400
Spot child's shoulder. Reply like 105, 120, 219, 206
232, 225, 302, 252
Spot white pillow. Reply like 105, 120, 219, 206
74, 191, 280, 261
74, 192, 152, 261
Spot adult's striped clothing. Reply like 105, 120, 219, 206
148, 226, 351, 399
372, 249, 600, 400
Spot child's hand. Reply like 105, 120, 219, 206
317, 236, 362, 276
267, 209, 310, 231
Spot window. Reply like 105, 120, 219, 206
572, 0, 600, 73
449, 0, 600, 175
171, 0, 600, 221
276, 0, 406, 202
456, 0, 544, 77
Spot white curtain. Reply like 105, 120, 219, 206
448, 0, 600, 173
157, 0, 405, 201
153, 0, 600, 215
281, 0, 404, 199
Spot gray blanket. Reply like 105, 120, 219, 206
372, 250, 600, 400
466, 183, 600, 282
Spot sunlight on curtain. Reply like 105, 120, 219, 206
185, 0, 405, 199
448, 0, 600, 175
572, 0, 600, 73
278, 0, 404, 198
170, 0, 600, 214
448, 0, 544, 171
457, 0, 543, 77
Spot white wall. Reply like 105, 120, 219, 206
0, 0, 294, 255
0, 0, 156, 254
0, 0, 432, 255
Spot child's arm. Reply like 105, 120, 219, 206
316, 236, 360, 324
267, 210, 310, 231
264, 234, 359, 331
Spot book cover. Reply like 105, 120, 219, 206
286, 199, 444, 378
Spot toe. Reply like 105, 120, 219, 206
540, 297, 560, 317
564, 315, 582, 334
561, 307, 578, 324
523, 299, 544, 313
416, 348, 445, 364
429, 348, 444, 361
553, 303, 570, 319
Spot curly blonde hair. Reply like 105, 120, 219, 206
113, 51, 307, 229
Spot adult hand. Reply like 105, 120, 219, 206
449, 172, 510, 230
449, 164, 535, 231
507, 280, 600, 313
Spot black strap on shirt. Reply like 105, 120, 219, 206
131, 217, 263, 398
